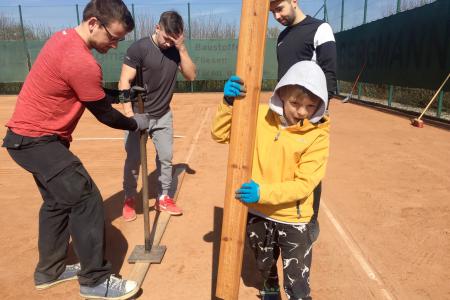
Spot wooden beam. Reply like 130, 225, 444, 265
215, 1, 270, 299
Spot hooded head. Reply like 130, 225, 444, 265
269, 61, 328, 125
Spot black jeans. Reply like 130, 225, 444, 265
2, 129, 111, 286
247, 214, 319, 300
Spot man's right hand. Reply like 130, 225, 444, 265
223, 75, 246, 106
132, 113, 148, 131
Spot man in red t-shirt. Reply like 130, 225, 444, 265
2, 1, 147, 299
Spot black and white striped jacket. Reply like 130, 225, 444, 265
277, 16, 337, 98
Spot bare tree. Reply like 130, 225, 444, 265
133, 14, 156, 40
190, 15, 237, 39
0, 14, 53, 40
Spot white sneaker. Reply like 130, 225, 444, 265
79, 275, 139, 300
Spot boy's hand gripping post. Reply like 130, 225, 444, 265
128, 65, 166, 263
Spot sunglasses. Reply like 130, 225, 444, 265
98, 18, 125, 42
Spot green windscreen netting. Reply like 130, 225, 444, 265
1, 0, 448, 91
0, 38, 278, 83
335, 0, 450, 91
0, 41, 29, 82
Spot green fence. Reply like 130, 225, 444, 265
0, 0, 447, 119
335, 0, 449, 91
1, 0, 439, 84
334, 0, 448, 119
0, 38, 278, 83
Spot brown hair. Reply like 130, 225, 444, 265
159, 11, 184, 36
83, 0, 134, 32
278, 85, 320, 103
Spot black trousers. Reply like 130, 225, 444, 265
247, 214, 319, 300
2, 130, 111, 286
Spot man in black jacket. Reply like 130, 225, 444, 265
270, 0, 337, 99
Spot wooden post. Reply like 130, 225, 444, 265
215, 1, 269, 299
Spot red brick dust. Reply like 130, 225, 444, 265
0, 93, 449, 300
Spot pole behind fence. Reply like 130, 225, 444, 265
388, 85, 394, 107
18, 5, 32, 72
188, 2, 192, 40
76, 4, 80, 25
132, 4, 137, 41
437, 90, 444, 118
358, 0, 368, 100
388, 0, 401, 101
397, 0, 402, 13
187, 2, 194, 93
340, 0, 344, 31
363, 0, 368, 24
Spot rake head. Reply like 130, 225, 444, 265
411, 118, 424, 128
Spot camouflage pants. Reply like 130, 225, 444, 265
247, 213, 319, 300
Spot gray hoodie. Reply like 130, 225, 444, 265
269, 60, 329, 124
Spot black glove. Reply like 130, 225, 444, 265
132, 113, 149, 131
103, 86, 147, 104
119, 86, 146, 103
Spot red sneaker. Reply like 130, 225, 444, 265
156, 195, 182, 216
123, 197, 137, 222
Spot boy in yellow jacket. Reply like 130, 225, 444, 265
211, 61, 330, 300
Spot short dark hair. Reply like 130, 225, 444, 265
159, 11, 184, 36
83, 0, 135, 32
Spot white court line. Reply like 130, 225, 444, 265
169, 108, 210, 200
321, 200, 395, 300
74, 135, 185, 141
184, 108, 210, 163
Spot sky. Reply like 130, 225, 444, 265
0, 0, 426, 33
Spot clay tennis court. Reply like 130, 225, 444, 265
0, 92, 449, 300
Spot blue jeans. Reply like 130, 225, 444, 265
123, 110, 173, 198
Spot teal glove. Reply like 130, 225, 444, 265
235, 180, 260, 203
223, 75, 246, 105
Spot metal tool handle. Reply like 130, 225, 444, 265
135, 65, 151, 251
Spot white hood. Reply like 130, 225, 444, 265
269, 61, 329, 124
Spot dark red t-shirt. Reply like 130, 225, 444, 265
6, 28, 105, 141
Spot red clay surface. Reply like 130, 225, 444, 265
0, 93, 449, 300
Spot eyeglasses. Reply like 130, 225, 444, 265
98, 19, 125, 42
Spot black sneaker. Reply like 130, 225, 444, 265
35, 263, 80, 290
